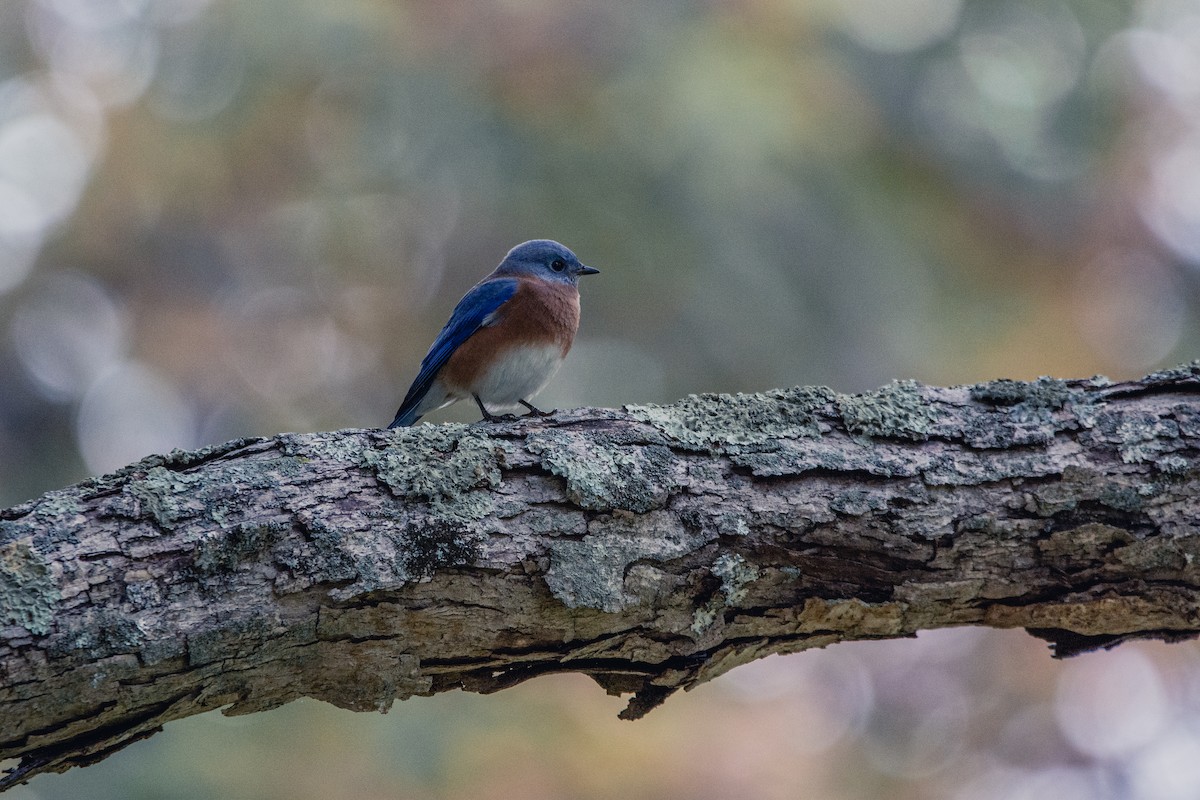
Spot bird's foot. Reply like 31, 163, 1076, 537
519, 400, 556, 418
472, 395, 518, 423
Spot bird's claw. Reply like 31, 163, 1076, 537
519, 400, 555, 418
473, 398, 556, 424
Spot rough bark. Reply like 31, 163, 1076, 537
4, 365, 1200, 787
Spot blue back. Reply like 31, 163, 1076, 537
388, 277, 518, 427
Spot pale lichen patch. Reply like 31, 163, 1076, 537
124, 458, 303, 533
0, 541, 59, 635
526, 430, 678, 513
1113, 411, 1179, 464
28, 491, 84, 542
963, 376, 1089, 448
278, 429, 370, 466
711, 553, 760, 604
545, 511, 708, 612
830, 489, 888, 517
1156, 455, 1190, 475
626, 386, 831, 450
690, 554, 762, 637
368, 426, 501, 502
193, 521, 286, 576
48, 608, 144, 659
1143, 360, 1200, 385
970, 377, 1075, 410
837, 380, 938, 441
126, 467, 199, 530
366, 425, 501, 523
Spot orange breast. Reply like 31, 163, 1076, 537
440, 278, 581, 394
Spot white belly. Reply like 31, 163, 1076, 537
472, 343, 564, 407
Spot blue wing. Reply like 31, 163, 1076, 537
388, 277, 518, 427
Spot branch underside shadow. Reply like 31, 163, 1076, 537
4, 364, 1200, 787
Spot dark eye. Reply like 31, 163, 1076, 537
550, 258, 566, 272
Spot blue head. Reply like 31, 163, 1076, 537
493, 240, 599, 285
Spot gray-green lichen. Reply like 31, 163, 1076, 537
715, 513, 750, 537
692, 554, 761, 635
921, 450, 1067, 486
1026, 469, 1150, 517
29, 490, 83, 532
47, 608, 143, 659
545, 512, 708, 612
126, 459, 304, 531
970, 377, 1074, 409
963, 376, 1089, 448
318, 505, 485, 599
546, 536, 655, 612
0, 540, 59, 635
1026, 479, 1082, 516
837, 380, 937, 441
0, 519, 29, 548
193, 521, 286, 576
1143, 360, 1200, 385
277, 430, 369, 465
526, 430, 678, 513
830, 489, 889, 516
711, 553, 760, 604
123, 578, 163, 611
1112, 411, 1179, 464
510, 507, 588, 537
126, 467, 198, 530
185, 615, 275, 667
1156, 455, 1190, 475
368, 425, 502, 521
690, 602, 719, 635
282, 514, 358, 584
1098, 484, 1144, 513
626, 386, 832, 450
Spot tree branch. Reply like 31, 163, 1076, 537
4, 364, 1200, 787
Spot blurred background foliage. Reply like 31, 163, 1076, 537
3, 0, 1200, 797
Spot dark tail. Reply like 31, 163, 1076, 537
387, 405, 421, 428
388, 375, 435, 428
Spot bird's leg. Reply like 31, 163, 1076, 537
519, 399, 555, 417
474, 395, 518, 423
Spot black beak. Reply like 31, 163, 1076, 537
578, 265, 600, 276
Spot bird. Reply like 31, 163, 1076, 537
387, 239, 599, 428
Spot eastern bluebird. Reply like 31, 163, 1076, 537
387, 240, 599, 428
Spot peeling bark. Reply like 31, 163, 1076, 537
4, 365, 1200, 787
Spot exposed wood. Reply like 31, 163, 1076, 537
4, 364, 1200, 787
